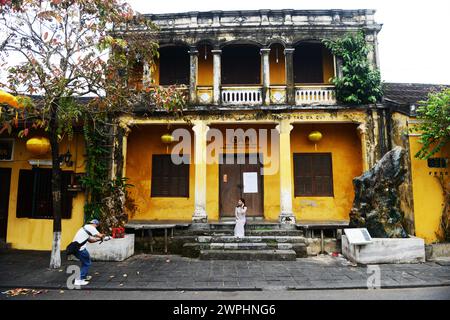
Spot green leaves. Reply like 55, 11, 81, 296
413, 88, 450, 159
323, 30, 383, 105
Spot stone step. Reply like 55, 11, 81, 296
177, 230, 304, 237
199, 249, 297, 261
186, 242, 306, 250
182, 242, 307, 258
208, 222, 287, 230
196, 236, 307, 243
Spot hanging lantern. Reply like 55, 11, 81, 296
308, 131, 323, 142
161, 133, 174, 144
26, 137, 51, 156
161, 133, 174, 154
308, 131, 322, 151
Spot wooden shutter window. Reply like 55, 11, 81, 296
33, 168, 53, 218
16, 169, 34, 218
294, 153, 333, 197
16, 169, 74, 219
151, 155, 189, 197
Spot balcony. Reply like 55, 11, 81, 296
295, 85, 336, 105
221, 87, 262, 106
134, 42, 338, 107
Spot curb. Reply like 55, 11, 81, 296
0, 285, 263, 292
287, 282, 450, 290
2, 283, 450, 292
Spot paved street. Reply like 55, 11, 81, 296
0, 250, 449, 292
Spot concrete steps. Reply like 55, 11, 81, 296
196, 235, 306, 243
177, 229, 304, 237
199, 249, 297, 261
182, 235, 308, 260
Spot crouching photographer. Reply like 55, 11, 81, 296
66, 219, 111, 286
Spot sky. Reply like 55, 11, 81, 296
127, 0, 450, 85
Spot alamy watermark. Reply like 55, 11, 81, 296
66, 265, 81, 290
170, 128, 281, 175
366, 265, 381, 289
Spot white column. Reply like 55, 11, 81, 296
212, 49, 222, 105
276, 119, 296, 224
260, 48, 271, 105
189, 48, 199, 104
192, 121, 210, 223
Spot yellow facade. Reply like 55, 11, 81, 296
269, 44, 286, 85
126, 125, 195, 221
291, 123, 362, 221
0, 132, 86, 250
124, 120, 363, 223
409, 137, 449, 244
198, 46, 213, 86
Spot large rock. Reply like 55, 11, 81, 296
349, 146, 408, 238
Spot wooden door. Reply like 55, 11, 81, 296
219, 154, 263, 217
0, 168, 11, 241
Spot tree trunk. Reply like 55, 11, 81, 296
49, 103, 62, 269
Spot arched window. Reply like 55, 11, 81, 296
159, 46, 190, 85
293, 42, 334, 84
221, 44, 261, 85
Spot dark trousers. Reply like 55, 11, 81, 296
74, 249, 91, 280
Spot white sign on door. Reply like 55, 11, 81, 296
243, 172, 258, 193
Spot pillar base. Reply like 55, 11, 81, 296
279, 212, 296, 225
192, 207, 208, 223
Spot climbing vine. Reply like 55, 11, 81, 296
323, 30, 383, 105
81, 113, 133, 233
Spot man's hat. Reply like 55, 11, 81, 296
90, 219, 100, 225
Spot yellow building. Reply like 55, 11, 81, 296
0, 10, 448, 251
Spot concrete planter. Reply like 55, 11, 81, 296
342, 235, 425, 264
85, 234, 135, 261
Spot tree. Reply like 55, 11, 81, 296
413, 87, 450, 160
0, 0, 161, 268
323, 30, 383, 105
413, 87, 450, 242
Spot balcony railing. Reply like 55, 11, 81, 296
221, 86, 262, 106
295, 85, 336, 105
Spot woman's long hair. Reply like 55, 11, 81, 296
236, 198, 246, 208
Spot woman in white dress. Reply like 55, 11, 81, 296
234, 198, 247, 238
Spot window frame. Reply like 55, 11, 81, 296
293, 153, 334, 197
16, 168, 74, 219
150, 154, 190, 198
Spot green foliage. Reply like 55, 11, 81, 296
413, 88, 450, 159
81, 114, 134, 233
323, 30, 383, 104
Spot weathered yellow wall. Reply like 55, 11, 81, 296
291, 123, 362, 221
409, 136, 449, 244
198, 45, 213, 86
0, 132, 86, 250
151, 58, 160, 86
269, 44, 286, 85
205, 124, 280, 221
322, 47, 334, 84
126, 125, 195, 221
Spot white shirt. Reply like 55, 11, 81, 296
72, 225, 99, 251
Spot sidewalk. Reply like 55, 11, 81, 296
1, 250, 449, 291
